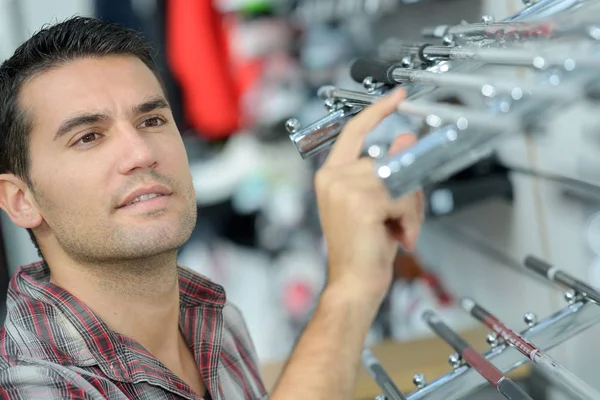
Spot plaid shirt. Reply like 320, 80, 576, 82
0, 262, 267, 400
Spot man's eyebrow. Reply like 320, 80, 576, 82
53, 113, 108, 141
52, 97, 170, 142
133, 96, 170, 115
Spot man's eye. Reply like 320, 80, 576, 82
78, 133, 99, 145
139, 117, 166, 129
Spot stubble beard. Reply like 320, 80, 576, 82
34, 181, 198, 273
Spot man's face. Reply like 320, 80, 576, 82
20, 55, 197, 264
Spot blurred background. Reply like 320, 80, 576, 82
1, 0, 599, 399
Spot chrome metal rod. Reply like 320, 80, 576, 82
407, 300, 600, 400
422, 1, 598, 42
321, 87, 519, 131
384, 42, 600, 69
461, 297, 600, 400
362, 347, 408, 400
374, 123, 510, 199
506, 0, 586, 21
390, 68, 567, 99
524, 256, 600, 304
422, 21, 559, 42
319, 85, 383, 107
287, 107, 362, 159
422, 310, 533, 400
348, 58, 573, 99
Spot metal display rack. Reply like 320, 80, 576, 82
285, 0, 600, 398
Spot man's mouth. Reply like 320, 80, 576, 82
117, 184, 173, 209
126, 193, 165, 206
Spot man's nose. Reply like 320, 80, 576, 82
115, 124, 159, 175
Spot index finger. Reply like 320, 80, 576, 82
324, 88, 407, 167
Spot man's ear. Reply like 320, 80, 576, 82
0, 174, 43, 229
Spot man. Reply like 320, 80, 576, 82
0, 16, 422, 399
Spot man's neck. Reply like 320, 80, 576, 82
48, 252, 184, 360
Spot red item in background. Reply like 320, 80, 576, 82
166, 0, 241, 139
393, 252, 453, 306
283, 281, 314, 320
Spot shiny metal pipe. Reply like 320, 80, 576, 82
422, 310, 533, 400
374, 123, 511, 199
460, 297, 600, 400
406, 300, 600, 400
506, 0, 586, 22
380, 42, 600, 69
389, 67, 568, 99
421, 0, 596, 42
525, 256, 600, 304
321, 87, 519, 130
421, 21, 557, 42
362, 347, 408, 400
287, 107, 362, 159
347, 59, 574, 99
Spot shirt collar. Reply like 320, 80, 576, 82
177, 265, 226, 309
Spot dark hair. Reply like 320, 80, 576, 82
0, 16, 161, 258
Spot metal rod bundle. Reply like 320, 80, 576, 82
404, 299, 600, 400
422, 310, 533, 400
460, 297, 600, 400
286, 0, 600, 200
421, 1, 600, 43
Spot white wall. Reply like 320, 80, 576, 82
0, 0, 94, 275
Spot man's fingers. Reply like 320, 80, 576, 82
324, 88, 407, 167
386, 194, 422, 251
388, 133, 417, 155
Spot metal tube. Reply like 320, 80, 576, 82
323, 87, 519, 130
287, 107, 362, 159
506, 0, 587, 22
524, 256, 600, 304
407, 300, 600, 400
422, 0, 597, 42
374, 120, 515, 199
385, 43, 600, 69
421, 0, 586, 39
362, 347, 408, 400
422, 310, 533, 400
460, 297, 600, 400
389, 67, 566, 99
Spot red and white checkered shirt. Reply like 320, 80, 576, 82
0, 262, 267, 399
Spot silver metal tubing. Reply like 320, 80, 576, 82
374, 123, 512, 199
287, 107, 362, 159
319, 85, 384, 107
362, 347, 408, 400
382, 42, 600, 69
321, 87, 520, 130
422, 0, 597, 42
506, 0, 587, 22
389, 67, 570, 99
422, 22, 556, 42
406, 300, 600, 400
